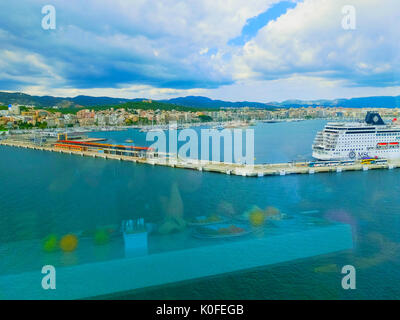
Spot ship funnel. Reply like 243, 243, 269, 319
365, 112, 385, 125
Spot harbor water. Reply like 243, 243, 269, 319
1, 120, 400, 299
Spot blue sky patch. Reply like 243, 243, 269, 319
228, 1, 297, 46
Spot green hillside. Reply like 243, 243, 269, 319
43, 101, 213, 114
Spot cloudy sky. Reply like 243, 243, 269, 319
0, 0, 399, 101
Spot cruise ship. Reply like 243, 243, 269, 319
312, 112, 400, 161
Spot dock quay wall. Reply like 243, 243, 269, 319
1, 140, 399, 177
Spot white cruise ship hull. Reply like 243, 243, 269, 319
312, 112, 400, 161
312, 149, 400, 161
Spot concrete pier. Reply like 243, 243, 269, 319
1, 139, 400, 178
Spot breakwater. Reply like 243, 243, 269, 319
1, 139, 399, 177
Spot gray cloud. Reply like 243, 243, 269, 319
0, 0, 272, 92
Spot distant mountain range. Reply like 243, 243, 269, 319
0, 91, 142, 108
273, 96, 400, 108
0, 91, 399, 109
160, 96, 274, 109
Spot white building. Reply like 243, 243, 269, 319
8, 104, 20, 115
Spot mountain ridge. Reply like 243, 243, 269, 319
0, 91, 399, 109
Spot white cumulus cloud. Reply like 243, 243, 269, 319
232, 0, 400, 88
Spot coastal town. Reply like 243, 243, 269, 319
1, 101, 400, 132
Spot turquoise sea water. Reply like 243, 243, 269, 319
1, 120, 400, 299
87, 120, 319, 164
